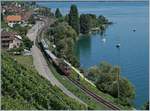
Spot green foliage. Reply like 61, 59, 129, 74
13, 55, 33, 66
8, 45, 24, 53
64, 14, 69, 22
1, 53, 86, 110
22, 37, 33, 50
79, 14, 111, 34
13, 24, 28, 36
1, 12, 4, 21
52, 22, 79, 67
1, 96, 36, 110
87, 14, 98, 27
98, 15, 110, 24
141, 101, 149, 110
28, 15, 35, 24
80, 14, 91, 34
68, 4, 80, 34
87, 61, 135, 106
55, 8, 62, 18
37, 7, 53, 17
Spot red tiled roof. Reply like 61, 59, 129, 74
6, 15, 21, 22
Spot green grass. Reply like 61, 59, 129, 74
13, 55, 33, 67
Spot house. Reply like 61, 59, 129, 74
1, 31, 22, 49
5, 15, 22, 27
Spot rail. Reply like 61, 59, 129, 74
67, 77, 120, 110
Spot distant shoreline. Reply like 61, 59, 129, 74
36, 0, 148, 3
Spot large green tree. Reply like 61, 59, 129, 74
87, 62, 135, 106
80, 14, 91, 34
55, 8, 62, 18
52, 22, 79, 67
68, 4, 80, 35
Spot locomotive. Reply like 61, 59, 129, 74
39, 39, 71, 76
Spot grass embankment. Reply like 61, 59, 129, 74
13, 55, 33, 67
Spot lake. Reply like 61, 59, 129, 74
37, 1, 149, 109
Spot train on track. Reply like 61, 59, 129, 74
38, 39, 120, 110
39, 39, 71, 76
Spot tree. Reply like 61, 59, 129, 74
80, 14, 91, 34
1, 13, 3, 21
28, 15, 35, 24
55, 8, 62, 18
52, 22, 79, 67
98, 15, 109, 24
22, 37, 33, 50
64, 14, 69, 22
13, 24, 28, 36
86, 61, 135, 106
86, 14, 98, 28
37, 7, 52, 17
68, 4, 80, 34
141, 101, 149, 110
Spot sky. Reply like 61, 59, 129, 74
35, 0, 149, 1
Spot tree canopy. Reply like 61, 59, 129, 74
80, 14, 91, 34
86, 61, 135, 106
51, 22, 79, 67
68, 4, 80, 35
79, 14, 111, 34
55, 8, 62, 18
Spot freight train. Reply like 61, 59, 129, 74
39, 39, 71, 76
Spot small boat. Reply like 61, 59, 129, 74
116, 43, 120, 48
102, 38, 106, 43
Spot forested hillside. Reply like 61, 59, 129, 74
1, 53, 86, 110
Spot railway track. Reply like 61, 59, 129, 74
67, 77, 120, 110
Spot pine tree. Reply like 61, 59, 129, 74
68, 4, 79, 35
55, 8, 62, 18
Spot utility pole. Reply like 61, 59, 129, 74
117, 36, 121, 105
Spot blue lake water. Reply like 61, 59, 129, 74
37, 1, 149, 109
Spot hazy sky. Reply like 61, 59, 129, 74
36, 0, 148, 1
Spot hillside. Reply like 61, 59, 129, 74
1, 53, 87, 110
